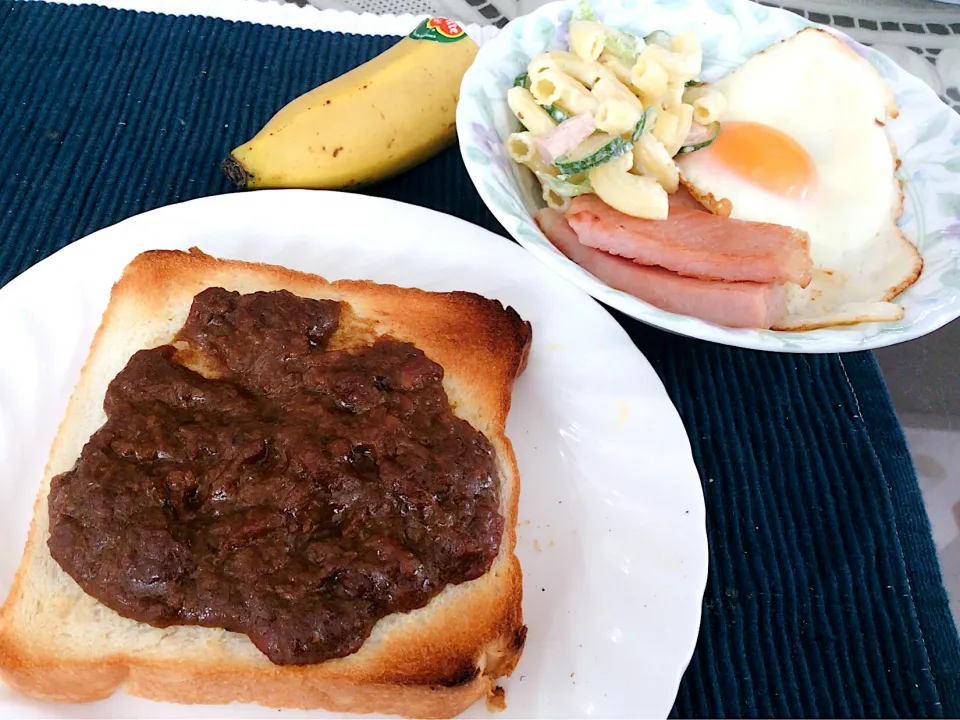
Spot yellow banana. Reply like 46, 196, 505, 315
221, 18, 478, 190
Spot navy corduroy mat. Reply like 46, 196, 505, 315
2, 1, 959, 716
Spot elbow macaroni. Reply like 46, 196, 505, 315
589, 152, 669, 220
652, 107, 678, 150
542, 184, 572, 212
662, 78, 685, 109
528, 51, 614, 89
592, 76, 644, 133
653, 103, 694, 157
668, 103, 695, 156
569, 21, 607, 63
637, 44, 681, 78
598, 51, 643, 94
529, 69, 563, 105
530, 68, 599, 115
506, 132, 537, 164
668, 30, 703, 79
630, 55, 670, 104
632, 133, 679, 193
591, 77, 643, 111
506, 133, 558, 178
682, 85, 727, 125
529, 157, 559, 176
595, 98, 643, 134
507, 87, 557, 135
638, 40, 700, 86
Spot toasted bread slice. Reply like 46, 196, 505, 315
0, 249, 530, 718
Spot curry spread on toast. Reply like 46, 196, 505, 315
47, 287, 504, 666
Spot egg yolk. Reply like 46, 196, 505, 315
703, 121, 817, 200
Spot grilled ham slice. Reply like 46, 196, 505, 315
565, 193, 812, 287
536, 207, 788, 329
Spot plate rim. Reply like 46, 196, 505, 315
0, 189, 708, 718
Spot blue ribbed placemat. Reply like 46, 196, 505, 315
1, 1, 958, 716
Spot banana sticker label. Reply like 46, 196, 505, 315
408, 17, 467, 43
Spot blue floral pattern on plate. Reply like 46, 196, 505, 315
456, 0, 960, 353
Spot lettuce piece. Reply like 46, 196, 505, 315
571, 1, 597, 22
604, 29, 643, 65
536, 171, 593, 197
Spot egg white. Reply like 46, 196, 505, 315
677, 28, 922, 330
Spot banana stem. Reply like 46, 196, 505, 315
221, 155, 252, 189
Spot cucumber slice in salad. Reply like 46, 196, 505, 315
543, 104, 569, 123
536, 171, 593, 198
555, 134, 633, 176
631, 106, 656, 142
678, 122, 721, 154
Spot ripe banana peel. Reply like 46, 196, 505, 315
221, 18, 478, 190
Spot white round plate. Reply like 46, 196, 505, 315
0, 192, 706, 719
457, 0, 960, 353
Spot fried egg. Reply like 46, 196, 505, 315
677, 28, 922, 330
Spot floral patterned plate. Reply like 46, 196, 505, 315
457, 0, 960, 353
